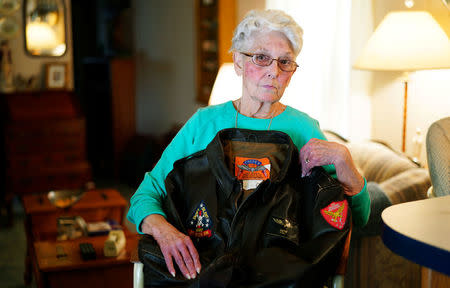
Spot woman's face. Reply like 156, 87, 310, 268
234, 30, 296, 105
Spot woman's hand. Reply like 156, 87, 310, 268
299, 138, 364, 196
141, 214, 201, 279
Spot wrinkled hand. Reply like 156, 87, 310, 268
141, 214, 201, 279
299, 138, 364, 196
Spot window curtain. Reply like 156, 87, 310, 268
265, 0, 352, 137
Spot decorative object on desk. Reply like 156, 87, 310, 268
57, 216, 87, 241
86, 219, 121, 236
55, 245, 67, 259
0, 39, 14, 92
353, 10, 450, 152
45, 62, 67, 89
104, 230, 126, 257
79, 242, 97, 260
23, 0, 67, 57
48, 188, 85, 209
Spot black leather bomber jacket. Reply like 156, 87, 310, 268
139, 128, 351, 288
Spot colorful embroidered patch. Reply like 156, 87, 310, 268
235, 157, 271, 181
320, 200, 348, 230
187, 201, 213, 239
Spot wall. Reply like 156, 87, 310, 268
349, 0, 373, 142
8, 0, 74, 90
370, 0, 450, 164
133, 0, 199, 135
132, 0, 449, 164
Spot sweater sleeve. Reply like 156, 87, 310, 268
348, 178, 370, 227
127, 112, 201, 234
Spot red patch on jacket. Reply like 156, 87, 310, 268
320, 200, 348, 230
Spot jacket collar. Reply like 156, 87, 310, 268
205, 128, 299, 199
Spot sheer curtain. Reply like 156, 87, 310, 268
266, 0, 352, 136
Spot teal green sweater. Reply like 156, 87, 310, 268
127, 101, 370, 233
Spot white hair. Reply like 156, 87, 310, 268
230, 9, 304, 56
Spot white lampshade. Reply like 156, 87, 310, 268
208, 63, 242, 106
354, 11, 450, 71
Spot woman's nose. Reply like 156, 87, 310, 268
266, 60, 280, 78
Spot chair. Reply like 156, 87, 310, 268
131, 242, 144, 288
426, 117, 450, 197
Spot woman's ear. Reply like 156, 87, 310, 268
233, 52, 243, 76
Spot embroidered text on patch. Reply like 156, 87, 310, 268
320, 200, 348, 230
235, 157, 271, 180
187, 201, 213, 239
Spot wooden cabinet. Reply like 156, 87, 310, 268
196, 0, 236, 104
1, 90, 92, 221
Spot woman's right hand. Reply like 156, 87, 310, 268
141, 214, 201, 279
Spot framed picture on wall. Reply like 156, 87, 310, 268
45, 63, 67, 89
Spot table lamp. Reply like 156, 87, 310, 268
208, 63, 242, 106
353, 11, 450, 152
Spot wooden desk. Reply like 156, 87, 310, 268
382, 195, 450, 287
33, 231, 139, 288
22, 189, 128, 285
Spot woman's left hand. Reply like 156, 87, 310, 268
299, 138, 364, 196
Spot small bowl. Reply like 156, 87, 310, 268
48, 189, 85, 209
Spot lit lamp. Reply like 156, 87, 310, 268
208, 63, 242, 106
354, 11, 450, 152
24, 0, 67, 57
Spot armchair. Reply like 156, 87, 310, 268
426, 116, 450, 197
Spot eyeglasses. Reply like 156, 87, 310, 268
241, 52, 299, 72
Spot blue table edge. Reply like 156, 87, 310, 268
382, 223, 450, 276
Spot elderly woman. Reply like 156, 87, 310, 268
128, 9, 370, 280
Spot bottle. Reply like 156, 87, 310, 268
411, 128, 423, 165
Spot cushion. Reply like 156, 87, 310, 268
380, 168, 431, 204
347, 141, 417, 183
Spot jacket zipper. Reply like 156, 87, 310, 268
228, 181, 267, 249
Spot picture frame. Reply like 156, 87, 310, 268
45, 62, 67, 90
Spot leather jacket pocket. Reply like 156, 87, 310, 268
264, 216, 299, 250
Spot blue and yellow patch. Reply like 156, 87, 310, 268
187, 201, 213, 239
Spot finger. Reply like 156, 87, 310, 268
177, 239, 197, 279
299, 147, 311, 177
185, 238, 201, 274
171, 247, 192, 279
161, 249, 176, 277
